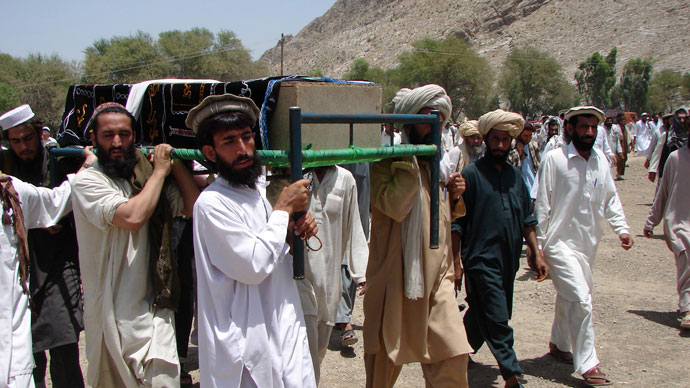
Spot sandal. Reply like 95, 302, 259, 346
582, 366, 612, 386
180, 369, 193, 387
549, 342, 574, 364
680, 313, 690, 329
340, 328, 358, 346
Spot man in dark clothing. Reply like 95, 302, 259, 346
456, 109, 548, 388
1, 104, 85, 388
658, 107, 688, 179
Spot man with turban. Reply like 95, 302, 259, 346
456, 109, 548, 388
536, 106, 633, 387
363, 84, 472, 387
456, 120, 485, 171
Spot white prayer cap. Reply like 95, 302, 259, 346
640, 112, 650, 117
477, 109, 524, 138
0, 104, 35, 131
564, 106, 605, 124
186, 94, 260, 133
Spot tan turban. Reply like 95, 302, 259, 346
392, 84, 452, 130
459, 120, 479, 138
477, 109, 524, 138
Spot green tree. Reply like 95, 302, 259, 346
394, 36, 495, 119
648, 69, 684, 112
614, 58, 653, 112
83, 29, 267, 84
304, 69, 325, 77
0, 81, 20, 114
575, 47, 617, 108
499, 47, 576, 116
157, 28, 215, 78
682, 72, 690, 100
2, 53, 78, 127
343, 58, 400, 112
83, 31, 171, 83
201, 30, 267, 81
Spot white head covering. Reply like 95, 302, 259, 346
459, 120, 480, 138
186, 94, 260, 133
564, 106, 605, 124
392, 84, 452, 132
0, 104, 35, 131
477, 109, 524, 138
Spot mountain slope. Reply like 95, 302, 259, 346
260, 0, 690, 80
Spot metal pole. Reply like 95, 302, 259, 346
430, 110, 441, 249
289, 107, 305, 279
280, 33, 285, 77
349, 123, 354, 146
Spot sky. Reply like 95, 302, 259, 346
0, 0, 337, 62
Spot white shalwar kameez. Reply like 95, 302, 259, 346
298, 166, 368, 382
635, 120, 654, 154
1, 177, 73, 388
193, 177, 316, 388
535, 142, 629, 375
71, 166, 179, 388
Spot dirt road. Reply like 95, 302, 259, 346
60, 155, 688, 387
318, 155, 690, 388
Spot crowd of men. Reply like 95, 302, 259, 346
0, 83, 687, 388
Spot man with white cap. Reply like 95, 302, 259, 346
1, 104, 86, 387
188, 94, 318, 388
71, 102, 198, 387
456, 109, 548, 388
535, 106, 633, 386
40, 127, 57, 148
0, 105, 93, 388
363, 84, 472, 387
634, 112, 655, 155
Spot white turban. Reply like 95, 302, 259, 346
477, 109, 524, 138
459, 120, 480, 138
392, 84, 452, 130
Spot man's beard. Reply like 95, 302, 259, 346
486, 144, 509, 164
217, 153, 262, 190
604, 123, 612, 129
10, 146, 45, 186
408, 127, 434, 163
571, 131, 595, 152
96, 142, 138, 180
468, 144, 483, 156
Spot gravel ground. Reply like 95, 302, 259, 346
52, 155, 689, 387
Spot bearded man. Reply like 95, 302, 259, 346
189, 94, 318, 388
457, 109, 548, 388
614, 113, 628, 180
541, 117, 565, 155
536, 106, 633, 387
1, 104, 85, 387
363, 84, 472, 388
71, 103, 198, 388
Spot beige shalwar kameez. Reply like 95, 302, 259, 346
645, 147, 690, 313
363, 158, 472, 388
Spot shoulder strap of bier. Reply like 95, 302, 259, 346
0, 173, 30, 295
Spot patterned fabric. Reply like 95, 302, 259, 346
58, 85, 131, 146
0, 175, 30, 295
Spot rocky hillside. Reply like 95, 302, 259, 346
260, 0, 690, 80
